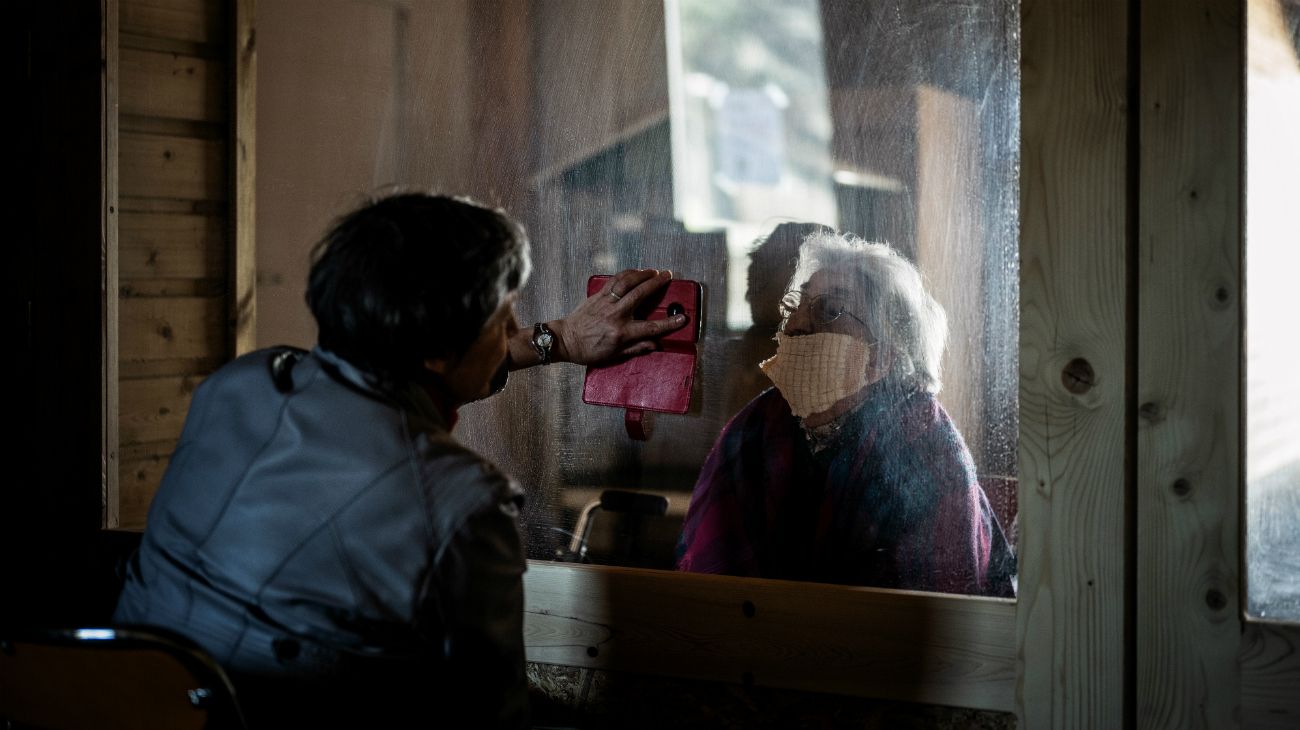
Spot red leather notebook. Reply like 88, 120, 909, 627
581, 275, 702, 417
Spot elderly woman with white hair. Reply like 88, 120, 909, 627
676, 230, 1015, 596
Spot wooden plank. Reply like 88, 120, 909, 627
120, 132, 226, 202
104, 0, 121, 529
120, 114, 225, 140
1242, 622, 1300, 729
1136, 0, 1244, 727
119, 197, 225, 215
1017, 0, 1131, 727
119, 375, 201, 446
120, 212, 225, 279
120, 357, 223, 380
231, 0, 256, 355
118, 446, 171, 530
523, 562, 1017, 712
120, 279, 224, 297
120, 47, 225, 122
121, 0, 223, 46
119, 31, 220, 60
120, 296, 225, 363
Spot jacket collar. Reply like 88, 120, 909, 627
311, 347, 455, 432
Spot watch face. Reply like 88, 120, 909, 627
537, 331, 554, 348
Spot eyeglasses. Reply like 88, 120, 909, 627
779, 290, 868, 328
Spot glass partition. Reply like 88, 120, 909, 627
1246, 0, 1300, 621
257, 0, 1020, 596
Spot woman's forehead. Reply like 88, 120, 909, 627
802, 269, 864, 298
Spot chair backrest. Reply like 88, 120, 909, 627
0, 626, 247, 730
979, 475, 1019, 547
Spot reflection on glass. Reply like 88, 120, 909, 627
666, 0, 839, 330
1246, 0, 1300, 621
254, 0, 1020, 596
676, 232, 1016, 595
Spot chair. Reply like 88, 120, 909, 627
0, 625, 247, 729
558, 489, 672, 567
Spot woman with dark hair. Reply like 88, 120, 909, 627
113, 193, 686, 728
676, 229, 1015, 597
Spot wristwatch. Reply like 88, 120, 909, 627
532, 322, 555, 365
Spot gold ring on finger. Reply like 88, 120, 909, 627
609, 290, 623, 301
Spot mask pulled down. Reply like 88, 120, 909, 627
759, 332, 873, 419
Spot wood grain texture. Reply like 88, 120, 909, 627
1241, 622, 1300, 728
121, 0, 223, 45
119, 375, 201, 445
120, 357, 223, 380
523, 562, 1017, 712
1137, 1, 1243, 728
120, 296, 225, 363
118, 446, 171, 529
1017, 0, 1131, 727
120, 132, 226, 201
103, 0, 122, 529
230, 0, 256, 355
120, 212, 225, 279
120, 47, 225, 122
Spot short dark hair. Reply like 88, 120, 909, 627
306, 193, 530, 387
747, 222, 830, 327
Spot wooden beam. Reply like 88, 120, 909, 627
103, 0, 121, 529
1017, 0, 1131, 726
1241, 622, 1300, 728
523, 562, 1017, 712
1136, 0, 1244, 727
230, 0, 256, 355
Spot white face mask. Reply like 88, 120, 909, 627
759, 332, 874, 419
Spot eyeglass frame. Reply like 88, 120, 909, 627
778, 289, 869, 330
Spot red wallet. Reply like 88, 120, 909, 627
582, 275, 702, 439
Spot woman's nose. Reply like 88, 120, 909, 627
782, 303, 815, 336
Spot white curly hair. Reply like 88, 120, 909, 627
789, 230, 949, 394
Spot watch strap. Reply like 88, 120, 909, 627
532, 322, 553, 365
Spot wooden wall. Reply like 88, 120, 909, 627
113, 0, 251, 528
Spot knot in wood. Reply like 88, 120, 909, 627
1205, 588, 1227, 612
1061, 358, 1095, 394
1138, 402, 1163, 423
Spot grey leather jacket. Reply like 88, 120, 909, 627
114, 347, 528, 728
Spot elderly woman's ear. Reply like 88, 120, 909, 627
865, 343, 894, 385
